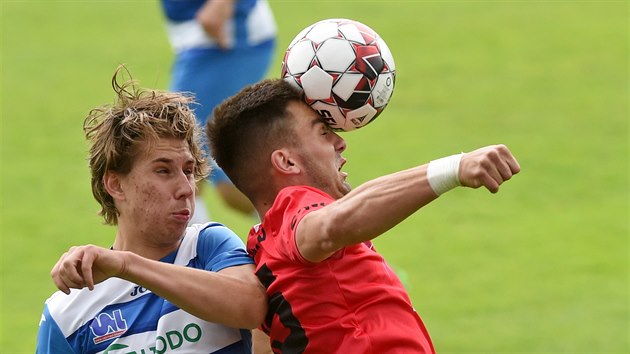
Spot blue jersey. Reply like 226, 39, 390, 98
161, 0, 276, 52
36, 223, 255, 354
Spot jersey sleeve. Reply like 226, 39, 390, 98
197, 223, 254, 272
36, 304, 75, 354
271, 186, 333, 264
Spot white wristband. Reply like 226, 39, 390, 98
427, 153, 464, 195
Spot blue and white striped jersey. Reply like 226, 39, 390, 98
161, 0, 277, 52
36, 222, 255, 354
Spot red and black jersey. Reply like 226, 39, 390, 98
247, 186, 435, 354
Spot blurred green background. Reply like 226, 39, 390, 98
1, 0, 627, 352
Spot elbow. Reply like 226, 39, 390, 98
298, 208, 349, 263
319, 209, 353, 251
242, 286, 268, 329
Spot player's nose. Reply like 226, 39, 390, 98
174, 172, 194, 199
334, 133, 346, 153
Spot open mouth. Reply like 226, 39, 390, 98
338, 157, 346, 171
338, 158, 347, 177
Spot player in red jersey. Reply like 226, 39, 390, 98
207, 79, 520, 353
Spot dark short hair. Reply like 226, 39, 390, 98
207, 79, 303, 198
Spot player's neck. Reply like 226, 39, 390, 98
112, 228, 181, 261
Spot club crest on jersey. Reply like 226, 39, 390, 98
90, 309, 128, 344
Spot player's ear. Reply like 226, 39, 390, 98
270, 148, 300, 175
103, 171, 125, 200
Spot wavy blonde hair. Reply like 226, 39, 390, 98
84, 65, 209, 225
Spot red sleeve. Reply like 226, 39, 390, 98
266, 186, 334, 264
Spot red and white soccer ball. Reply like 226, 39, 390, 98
281, 18, 396, 131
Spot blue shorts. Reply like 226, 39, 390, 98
170, 39, 276, 185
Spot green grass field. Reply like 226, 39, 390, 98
1, 1, 627, 352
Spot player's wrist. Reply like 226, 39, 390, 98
427, 153, 464, 195
115, 250, 136, 280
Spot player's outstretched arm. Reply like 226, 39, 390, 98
458, 144, 521, 193
297, 144, 520, 262
51, 245, 266, 329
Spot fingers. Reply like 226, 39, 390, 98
504, 147, 521, 175
51, 251, 72, 295
460, 144, 520, 193
480, 170, 500, 194
52, 247, 86, 294
81, 251, 97, 291
494, 152, 514, 181
50, 245, 99, 294
215, 29, 230, 50
485, 145, 516, 192
203, 23, 231, 50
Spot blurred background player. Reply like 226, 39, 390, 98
160, 0, 277, 222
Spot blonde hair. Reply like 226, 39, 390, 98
84, 65, 209, 225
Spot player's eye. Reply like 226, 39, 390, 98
321, 125, 333, 135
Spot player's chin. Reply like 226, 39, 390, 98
167, 217, 190, 235
340, 181, 352, 196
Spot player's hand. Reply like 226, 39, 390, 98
51, 245, 126, 294
459, 144, 521, 193
196, 0, 234, 50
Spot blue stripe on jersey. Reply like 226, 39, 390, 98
37, 306, 75, 353
161, 0, 257, 22
196, 223, 254, 271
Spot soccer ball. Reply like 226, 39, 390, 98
281, 18, 396, 131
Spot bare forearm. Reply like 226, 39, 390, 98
120, 252, 266, 329
298, 145, 520, 262
327, 165, 436, 245
299, 165, 437, 261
